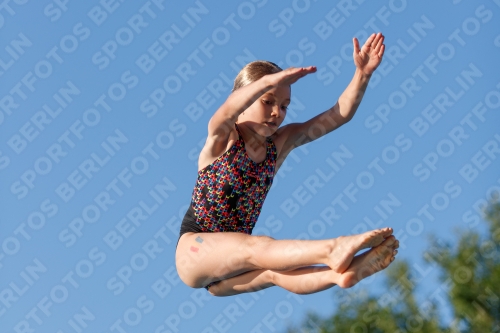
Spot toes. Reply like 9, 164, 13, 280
374, 227, 393, 238
388, 249, 398, 264
382, 235, 396, 246
362, 230, 387, 248
381, 227, 393, 237
373, 240, 398, 266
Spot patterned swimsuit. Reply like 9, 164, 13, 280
179, 124, 277, 237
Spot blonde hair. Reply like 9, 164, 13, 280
232, 60, 282, 92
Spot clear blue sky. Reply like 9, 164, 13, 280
1, 1, 499, 332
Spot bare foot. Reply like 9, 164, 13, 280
336, 236, 399, 288
328, 227, 393, 273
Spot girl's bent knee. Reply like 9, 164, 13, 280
176, 258, 205, 289
178, 273, 200, 289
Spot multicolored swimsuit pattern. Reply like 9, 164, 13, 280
179, 124, 277, 236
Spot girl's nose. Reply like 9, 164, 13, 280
271, 105, 280, 117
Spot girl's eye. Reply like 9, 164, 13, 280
263, 100, 272, 105
281, 105, 288, 111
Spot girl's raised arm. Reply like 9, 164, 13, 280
277, 33, 385, 159
207, 76, 274, 141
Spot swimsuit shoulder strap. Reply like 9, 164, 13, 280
234, 123, 241, 139
234, 123, 242, 140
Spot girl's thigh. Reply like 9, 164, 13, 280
176, 231, 265, 288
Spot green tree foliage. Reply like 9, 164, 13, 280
287, 203, 500, 333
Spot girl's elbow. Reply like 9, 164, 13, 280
340, 113, 354, 124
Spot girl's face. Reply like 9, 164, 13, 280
237, 85, 291, 137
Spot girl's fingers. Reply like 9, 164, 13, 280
290, 67, 305, 76
353, 37, 361, 54
364, 33, 376, 47
279, 66, 316, 85
378, 44, 385, 58
375, 34, 385, 50
289, 66, 316, 77
373, 34, 384, 52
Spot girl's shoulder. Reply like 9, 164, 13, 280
198, 126, 239, 171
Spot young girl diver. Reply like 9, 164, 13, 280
176, 33, 400, 296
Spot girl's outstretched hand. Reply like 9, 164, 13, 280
353, 33, 385, 75
269, 66, 317, 87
